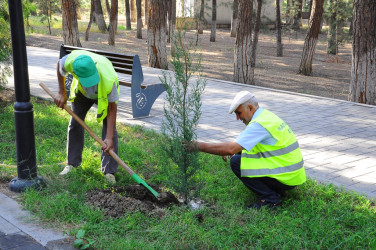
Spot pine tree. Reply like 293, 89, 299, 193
160, 30, 206, 204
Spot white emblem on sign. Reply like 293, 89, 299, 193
135, 93, 147, 109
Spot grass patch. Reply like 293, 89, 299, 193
1, 96, 375, 248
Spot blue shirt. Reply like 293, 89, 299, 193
235, 107, 277, 151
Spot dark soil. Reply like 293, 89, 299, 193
85, 185, 180, 218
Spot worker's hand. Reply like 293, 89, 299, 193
102, 138, 114, 154
54, 93, 67, 109
182, 140, 197, 152
221, 155, 231, 162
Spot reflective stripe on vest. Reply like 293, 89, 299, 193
241, 141, 299, 159
240, 109, 306, 186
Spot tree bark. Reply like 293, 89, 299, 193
327, 0, 337, 55
147, 0, 168, 69
349, 0, 376, 105
234, 0, 254, 84
230, 0, 238, 37
210, 0, 216, 42
251, 0, 262, 67
276, 0, 283, 56
108, 0, 118, 45
93, 0, 107, 32
198, 0, 205, 34
85, 0, 95, 41
61, 0, 82, 46
105, 0, 111, 20
298, 0, 324, 76
170, 0, 177, 56
131, 0, 137, 22
125, 0, 131, 30
136, 0, 142, 38
144, 0, 149, 25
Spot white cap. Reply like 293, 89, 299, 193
228, 91, 255, 114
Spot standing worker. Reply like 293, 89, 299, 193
54, 50, 120, 184
192, 91, 306, 209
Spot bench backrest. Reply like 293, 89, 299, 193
59, 44, 145, 87
60, 44, 135, 76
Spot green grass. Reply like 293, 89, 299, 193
1, 96, 376, 249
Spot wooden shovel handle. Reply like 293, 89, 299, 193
39, 83, 134, 176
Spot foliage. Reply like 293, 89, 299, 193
22, 0, 37, 31
0, 96, 375, 249
160, 30, 206, 204
74, 229, 96, 249
0, 0, 12, 89
35, 0, 60, 35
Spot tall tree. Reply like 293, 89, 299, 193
276, 0, 283, 56
349, 0, 376, 105
125, 0, 131, 30
326, 0, 337, 55
147, 0, 168, 69
108, 0, 118, 45
210, 0, 216, 42
286, 0, 302, 30
234, 0, 254, 84
298, 0, 324, 75
198, 0, 205, 34
170, 0, 177, 55
93, 0, 107, 32
144, 0, 149, 25
230, 0, 238, 37
131, 0, 136, 22
251, 0, 262, 67
85, 0, 95, 41
61, 0, 81, 46
136, 0, 142, 38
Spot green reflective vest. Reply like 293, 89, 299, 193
241, 109, 306, 186
64, 50, 119, 122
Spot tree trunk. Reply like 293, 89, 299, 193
105, 0, 111, 20
230, 0, 238, 37
349, 0, 376, 105
251, 0, 262, 67
144, 0, 149, 26
234, 0, 254, 84
276, 0, 283, 56
298, 0, 324, 75
136, 0, 142, 38
131, 0, 137, 22
147, 0, 168, 69
198, 0, 205, 34
292, 0, 302, 31
108, 0, 118, 45
327, 0, 337, 55
85, 0, 95, 41
170, 0, 177, 56
167, 0, 172, 42
94, 0, 107, 32
61, 0, 82, 46
210, 0, 216, 42
125, 0, 131, 30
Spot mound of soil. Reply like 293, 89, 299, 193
85, 184, 180, 218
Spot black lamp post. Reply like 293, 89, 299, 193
8, 0, 45, 192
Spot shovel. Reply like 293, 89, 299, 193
39, 83, 160, 198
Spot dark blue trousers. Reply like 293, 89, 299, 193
230, 154, 295, 203
67, 91, 118, 174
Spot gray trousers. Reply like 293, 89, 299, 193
67, 91, 118, 174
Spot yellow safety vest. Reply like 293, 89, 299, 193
64, 50, 119, 122
241, 109, 306, 186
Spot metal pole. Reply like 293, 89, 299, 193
8, 0, 45, 192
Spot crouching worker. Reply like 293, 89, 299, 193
53, 50, 120, 184
191, 91, 306, 209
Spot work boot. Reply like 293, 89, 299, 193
59, 165, 74, 175
246, 200, 282, 210
104, 173, 116, 184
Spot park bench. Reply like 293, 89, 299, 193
59, 44, 166, 118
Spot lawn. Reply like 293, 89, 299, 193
0, 94, 375, 249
